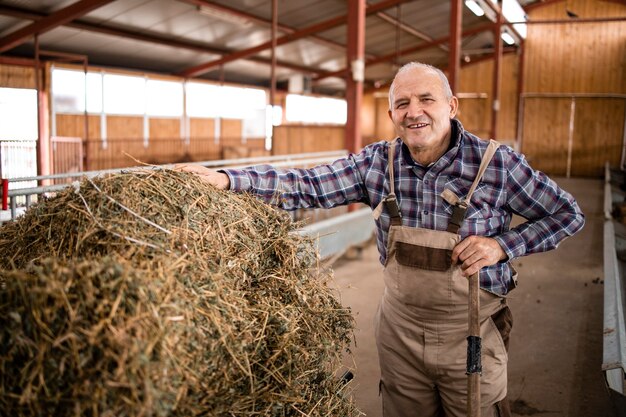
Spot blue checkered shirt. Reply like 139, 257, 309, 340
223, 119, 585, 295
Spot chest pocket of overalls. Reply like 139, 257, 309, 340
395, 241, 452, 272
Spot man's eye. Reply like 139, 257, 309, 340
396, 103, 408, 109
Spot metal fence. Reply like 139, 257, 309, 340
602, 162, 626, 414
0, 149, 375, 260
0, 140, 37, 206
1, 150, 347, 223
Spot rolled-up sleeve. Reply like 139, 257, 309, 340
222, 153, 369, 210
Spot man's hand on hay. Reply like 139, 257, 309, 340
173, 164, 230, 189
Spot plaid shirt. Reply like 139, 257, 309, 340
224, 119, 585, 295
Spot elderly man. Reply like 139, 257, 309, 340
180, 62, 584, 417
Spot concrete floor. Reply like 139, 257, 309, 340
331, 178, 617, 417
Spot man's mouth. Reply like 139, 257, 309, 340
406, 122, 429, 129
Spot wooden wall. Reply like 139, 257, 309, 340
520, 0, 626, 177
53, 113, 268, 170
361, 92, 397, 146
458, 53, 519, 143
273, 125, 345, 154
0, 64, 36, 89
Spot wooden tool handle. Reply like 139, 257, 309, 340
467, 272, 481, 417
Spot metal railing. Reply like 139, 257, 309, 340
602, 162, 626, 412
1, 150, 348, 223
1, 149, 376, 261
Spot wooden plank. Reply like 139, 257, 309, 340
524, 0, 626, 94
375, 96, 395, 141
520, 0, 626, 177
361, 92, 376, 144
189, 118, 215, 139
458, 54, 519, 141
571, 98, 625, 177
188, 136, 220, 161
272, 125, 344, 155
521, 97, 571, 176
107, 115, 143, 139
148, 117, 180, 139
221, 119, 242, 143
55, 114, 100, 139
0, 64, 36, 88
105, 116, 145, 168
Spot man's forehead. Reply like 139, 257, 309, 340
396, 68, 440, 87
393, 71, 443, 96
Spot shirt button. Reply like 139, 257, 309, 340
424, 180, 429, 185
423, 210, 429, 215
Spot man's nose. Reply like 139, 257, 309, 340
405, 100, 423, 118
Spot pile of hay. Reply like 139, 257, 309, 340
0, 170, 357, 417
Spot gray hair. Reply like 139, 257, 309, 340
388, 62, 453, 110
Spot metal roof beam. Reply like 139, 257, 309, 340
177, 0, 414, 78
481, 0, 523, 40
177, 0, 356, 55
0, 0, 114, 53
315, 22, 494, 81
0, 4, 329, 77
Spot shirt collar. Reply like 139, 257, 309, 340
399, 118, 464, 168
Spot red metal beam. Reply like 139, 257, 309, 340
177, 0, 354, 55
345, 0, 366, 154
481, 0, 523, 40
178, 0, 413, 78
448, 0, 462, 95
0, 55, 35, 66
491, 1, 503, 140
270, 0, 277, 107
0, 4, 328, 77
0, 0, 114, 53
516, 41, 525, 150
315, 22, 494, 81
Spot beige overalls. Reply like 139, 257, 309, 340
374, 140, 512, 417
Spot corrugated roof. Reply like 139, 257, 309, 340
0, 0, 538, 95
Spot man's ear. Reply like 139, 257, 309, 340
449, 96, 459, 119
387, 109, 392, 121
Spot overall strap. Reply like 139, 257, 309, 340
373, 140, 402, 226
445, 139, 500, 234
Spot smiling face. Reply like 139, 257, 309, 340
387, 66, 458, 165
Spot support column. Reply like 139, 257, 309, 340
345, 0, 366, 154
34, 35, 51, 180
268, 0, 277, 152
491, 0, 503, 140
515, 40, 525, 151
448, 0, 462, 95
270, 0, 277, 107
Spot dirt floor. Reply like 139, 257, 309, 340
331, 178, 617, 417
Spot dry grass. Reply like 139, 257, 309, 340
0, 169, 358, 417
